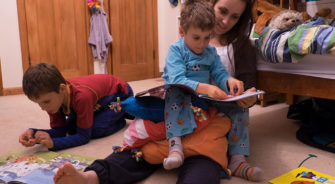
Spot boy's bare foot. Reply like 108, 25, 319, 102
53, 162, 99, 184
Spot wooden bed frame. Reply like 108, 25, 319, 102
257, 71, 335, 104
254, 0, 335, 105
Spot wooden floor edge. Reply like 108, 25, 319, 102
2, 87, 24, 96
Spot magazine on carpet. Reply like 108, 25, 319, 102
136, 83, 265, 102
0, 149, 95, 184
269, 166, 335, 184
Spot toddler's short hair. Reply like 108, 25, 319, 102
180, 0, 215, 33
22, 63, 66, 99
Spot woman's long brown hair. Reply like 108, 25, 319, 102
212, 0, 257, 89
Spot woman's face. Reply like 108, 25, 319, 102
213, 0, 246, 35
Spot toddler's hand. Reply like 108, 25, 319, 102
196, 83, 228, 100
35, 131, 54, 149
207, 85, 228, 100
19, 129, 36, 147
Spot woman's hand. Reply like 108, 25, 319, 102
236, 87, 257, 108
227, 77, 244, 96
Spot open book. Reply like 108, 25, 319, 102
269, 167, 335, 184
0, 149, 95, 184
136, 84, 265, 102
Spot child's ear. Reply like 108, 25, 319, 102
59, 83, 67, 93
179, 26, 185, 37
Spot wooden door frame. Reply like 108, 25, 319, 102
104, 0, 112, 74
17, 0, 159, 78
16, 0, 94, 75
16, 0, 30, 73
152, 0, 160, 78
108, 0, 160, 78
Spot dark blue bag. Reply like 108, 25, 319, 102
288, 98, 335, 153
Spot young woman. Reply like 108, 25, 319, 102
210, 0, 263, 181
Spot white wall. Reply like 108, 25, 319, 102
0, 1, 179, 88
0, 1, 23, 88
306, 0, 335, 17
157, 1, 180, 72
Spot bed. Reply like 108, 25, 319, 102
257, 55, 335, 104
254, 17, 335, 104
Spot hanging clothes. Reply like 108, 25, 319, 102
88, 0, 113, 63
168, 0, 185, 7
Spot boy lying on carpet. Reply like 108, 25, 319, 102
19, 63, 133, 151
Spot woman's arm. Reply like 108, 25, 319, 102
233, 38, 257, 90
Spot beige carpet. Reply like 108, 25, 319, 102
1, 78, 334, 184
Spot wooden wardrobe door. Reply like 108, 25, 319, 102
109, 0, 159, 81
17, 0, 92, 79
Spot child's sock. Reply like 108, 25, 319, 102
163, 137, 184, 170
228, 154, 263, 181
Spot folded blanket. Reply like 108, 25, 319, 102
256, 17, 335, 63
123, 107, 217, 149
120, 106, 231, 171
141, 114, 231, 171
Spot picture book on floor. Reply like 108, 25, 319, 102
136, 84, 265, 102
269, 166, 335, 184
0, 149, 95, 184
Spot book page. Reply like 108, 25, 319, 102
135, 84, 198, 97
136, 84, 264, 102
200, 90, 265, 102
0, 149, 95, 184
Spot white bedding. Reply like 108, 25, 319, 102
257, 54, 335, 79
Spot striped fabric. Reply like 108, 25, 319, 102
123, 118, 165, 149
124, 118, 148, 147
256, 17, 335, 63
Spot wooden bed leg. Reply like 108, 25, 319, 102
286, 94, 295, 105
259, 94, 265, 107
259, 92, 286, 107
